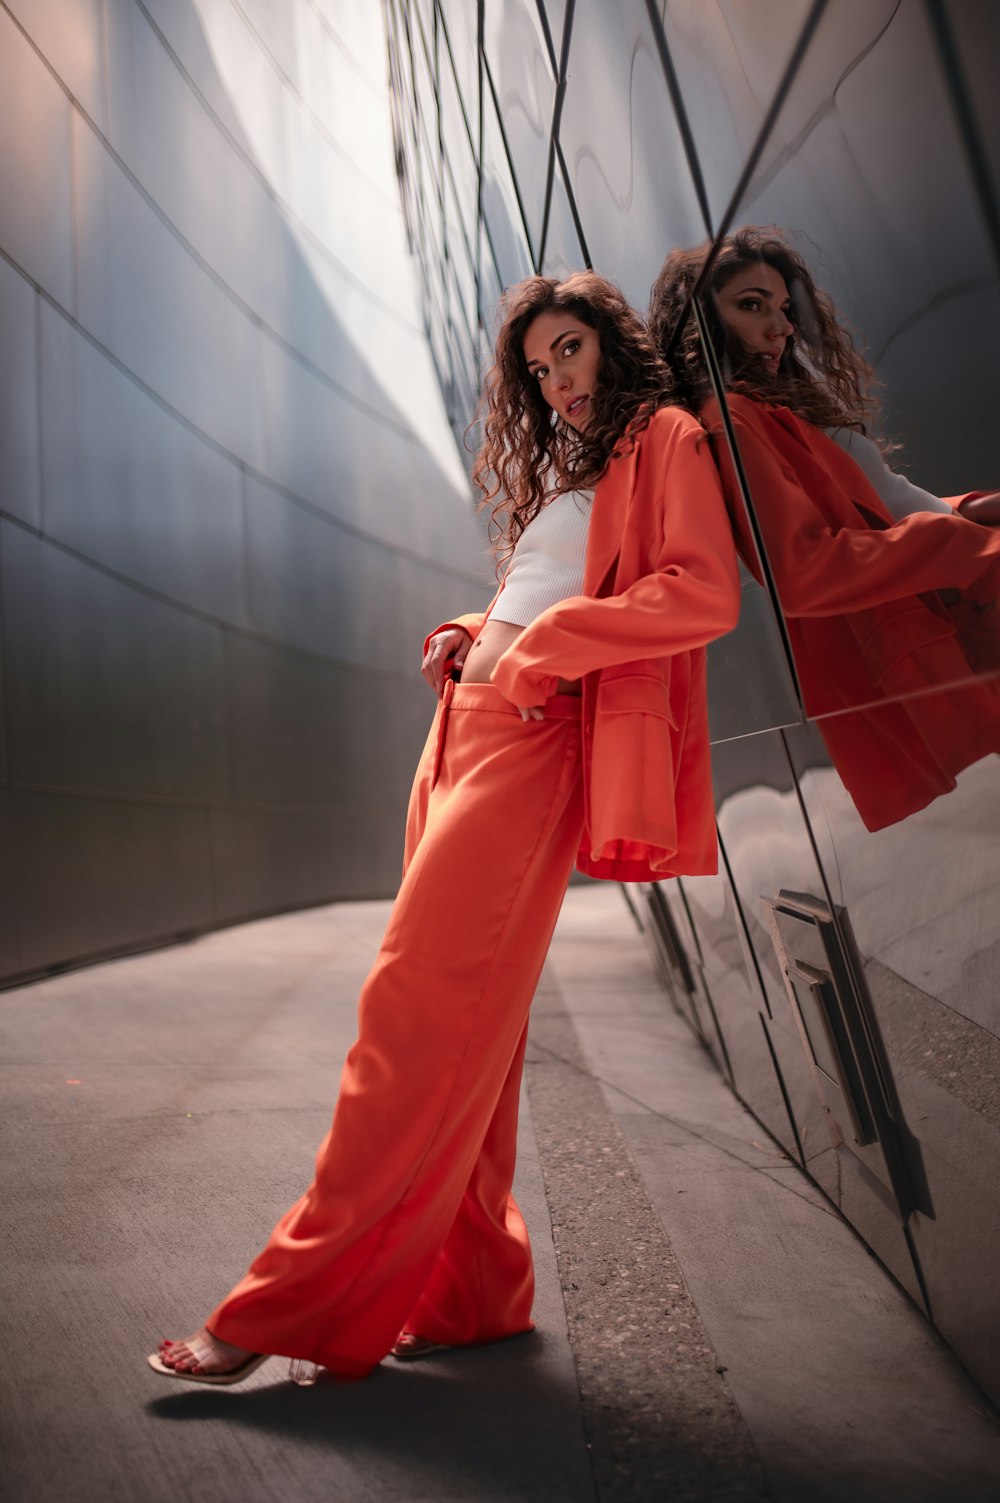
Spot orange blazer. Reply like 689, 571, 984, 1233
703, 394, 1000, 830
702, 395, 1000, 625
433, 406, 741, 881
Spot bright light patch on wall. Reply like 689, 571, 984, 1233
191, 0, 469, 492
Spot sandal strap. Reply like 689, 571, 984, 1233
184, 1335, 228, 1372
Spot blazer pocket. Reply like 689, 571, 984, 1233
855, 603, 955, 682
596, 672, 677, 726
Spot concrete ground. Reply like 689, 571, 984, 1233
2, 885, 999, 1502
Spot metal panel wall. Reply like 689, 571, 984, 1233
0, 0, 488, 982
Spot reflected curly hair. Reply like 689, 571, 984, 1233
648, 227, 880, 436
473, 272, 670, 564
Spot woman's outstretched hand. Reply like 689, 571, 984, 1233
958, 492, 1000, 526
422, 627, 472, 695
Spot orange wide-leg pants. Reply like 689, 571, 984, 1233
207, 681, 584, 1377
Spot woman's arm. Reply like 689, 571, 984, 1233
826, 428, 954, 518
826, 427, 1000, 526
715, 412, 1000, 619
492, 431, 740, 707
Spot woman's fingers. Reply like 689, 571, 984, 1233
518, 705, 545, 721
421, 628, 472, 694
420, 637, 449, 693
959, 491, 1000, 526
420, 641, 441, 693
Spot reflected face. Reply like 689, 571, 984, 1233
523, 310, 601, 431
716, 261, 794, 373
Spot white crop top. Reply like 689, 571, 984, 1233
490, 489, 594, 628
826, 428, 953, 520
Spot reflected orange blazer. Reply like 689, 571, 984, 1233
437, 406, 741, 881
703, 394, 1000, 830
702, 394, 1000, 626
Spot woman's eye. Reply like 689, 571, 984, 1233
738, 298, 762, 312
534, 366, 548, 382
561, 340, 580, 357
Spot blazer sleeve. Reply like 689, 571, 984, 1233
491, 427, 741, 707
717, 411, 1000, 620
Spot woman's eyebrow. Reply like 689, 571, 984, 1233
526, 328, 580, 367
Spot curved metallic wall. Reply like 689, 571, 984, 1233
0, 0, 486, 982
386, 0, 1000, 1406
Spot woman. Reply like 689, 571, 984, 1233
149, 273, 740, 1385
649, 228, 1000, 831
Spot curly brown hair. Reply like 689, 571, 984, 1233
473, 272, 670, 563
648, 227, 880, 436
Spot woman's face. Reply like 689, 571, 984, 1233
714, 260, 794, 372
522, 309, 601, 431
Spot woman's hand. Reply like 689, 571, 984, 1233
421, 627, 472, 695
958, 492, 1000, 526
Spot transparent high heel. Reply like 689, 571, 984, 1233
288, 1358, 320, 1386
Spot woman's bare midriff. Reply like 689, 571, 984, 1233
459, 618, 581, 696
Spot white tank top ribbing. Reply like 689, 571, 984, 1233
489, 490, 594, 628
825, 428, 952, 519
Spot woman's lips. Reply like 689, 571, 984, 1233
566, 394, 590, 420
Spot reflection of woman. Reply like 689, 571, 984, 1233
649, 227, 1000, 831
150, 273, 739, 1384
